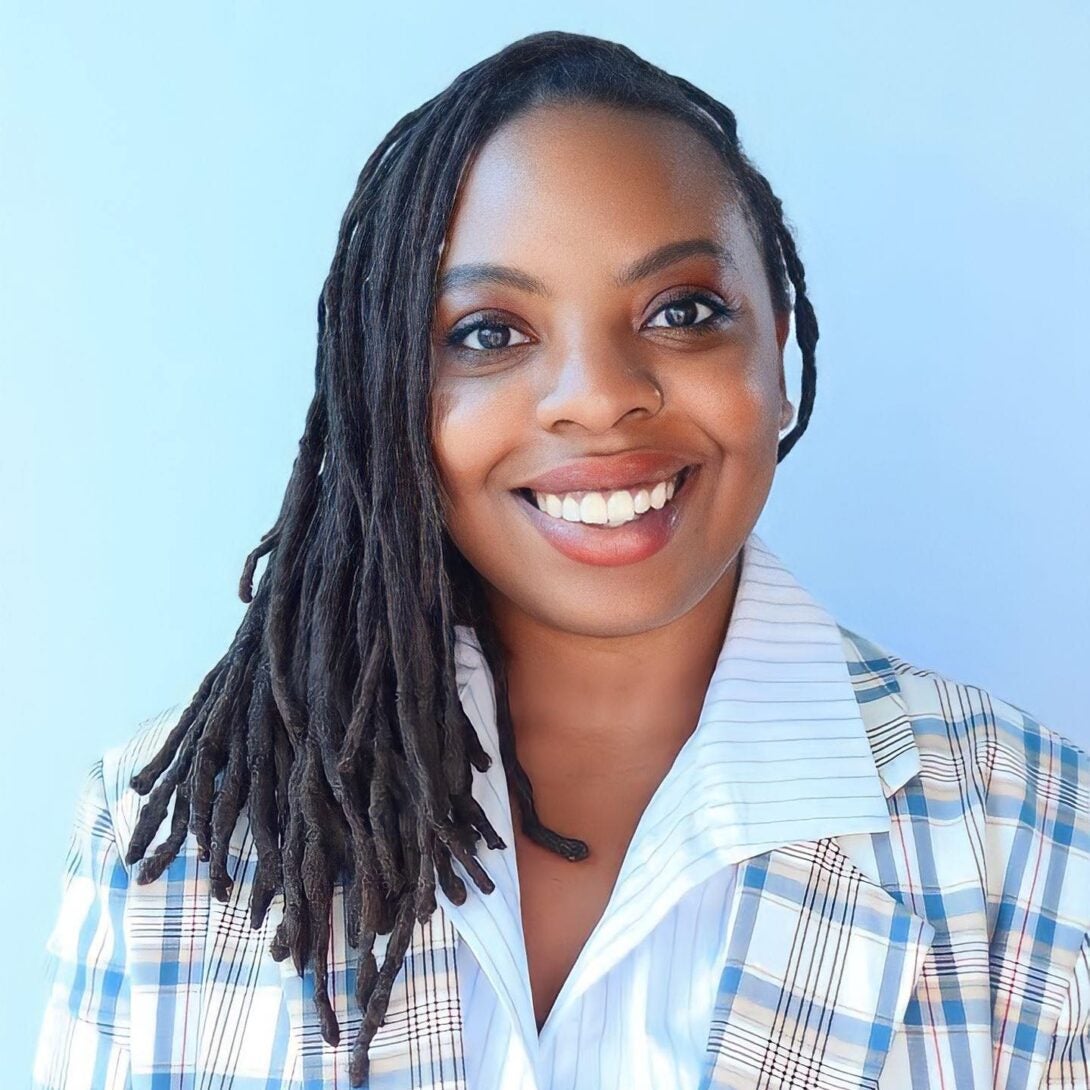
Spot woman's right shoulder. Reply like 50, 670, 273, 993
93, 702, 189, 871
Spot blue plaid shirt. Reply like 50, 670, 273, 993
31, 542, 1090, 1088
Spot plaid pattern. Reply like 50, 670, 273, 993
32, 626, 1090, 1089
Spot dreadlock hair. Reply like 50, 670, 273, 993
123, 28, 820, 1087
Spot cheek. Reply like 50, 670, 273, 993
675, 353, 783, 452
430, 379, 519, 510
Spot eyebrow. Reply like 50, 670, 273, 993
435, 237, 736, 297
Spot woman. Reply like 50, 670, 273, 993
33, 29, 1088, 1090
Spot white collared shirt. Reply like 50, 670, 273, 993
438, 530, 897, 1090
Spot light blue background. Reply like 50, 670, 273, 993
4, 2, 1087, 1076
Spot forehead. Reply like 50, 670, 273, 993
438, 102, 760, 283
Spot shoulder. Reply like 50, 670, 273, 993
838, 627, 1090, 1072
839, 622, 1090, 953
839, 622, 1089, 810
94, 702, 189, 875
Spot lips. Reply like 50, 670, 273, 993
511, 462, 698, 566
517, 450, 694, 495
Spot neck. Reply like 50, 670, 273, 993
483, 550, 744, 781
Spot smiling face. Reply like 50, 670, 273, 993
430, 102, 793, 639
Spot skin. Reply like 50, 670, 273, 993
429, 101, 793, 1028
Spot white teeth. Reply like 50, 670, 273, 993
606, 490, 634, 526
528, 471, 686, 527
580, 493, 608, 525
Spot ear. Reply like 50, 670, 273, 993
775, 308, 791, 354
774, 309, 795, 432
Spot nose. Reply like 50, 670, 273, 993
536, 334, 663, 434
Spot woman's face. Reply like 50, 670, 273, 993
430, 102, 793, 639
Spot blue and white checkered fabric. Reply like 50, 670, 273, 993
32, 539, 1090, 1089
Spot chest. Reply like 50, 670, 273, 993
508, 776, 660, 1032
125, 810, 1010, 1090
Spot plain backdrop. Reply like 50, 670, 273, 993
3, 1, 1088, 1076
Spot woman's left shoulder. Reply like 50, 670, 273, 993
838, 622, 1089, 809
837, 626, 1090, 1079
838, 622, 1089, 916
840, 622, 1088, 952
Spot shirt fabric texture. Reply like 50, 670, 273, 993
31, 531, 1090, 1089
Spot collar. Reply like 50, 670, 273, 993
451, 529, 917, 826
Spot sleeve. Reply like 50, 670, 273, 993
1041, 930, 1090, 1088
981, 707, 1090, 1087
31, 759, 132, 1090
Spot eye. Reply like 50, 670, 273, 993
644, 292, 737, 332
445, 314, 533, 353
